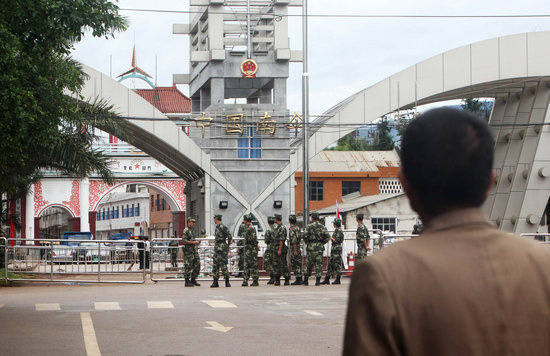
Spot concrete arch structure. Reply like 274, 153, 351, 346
259, 32, 550, 233
38, 204, 75, 218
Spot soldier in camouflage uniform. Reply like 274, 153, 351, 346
182, 217, 200, 287
356, 213, 370, 261
272, 213, 290, 286
211, 214, 232, 288
288, 214, 303, 285
321, 218, 344, 285
169, 235, 179, 268
263, 216, 276, 284
236, 218, 246, 277
242, 214, 259, 287
303, 212, 330, 286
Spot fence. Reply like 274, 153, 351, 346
520, 233, 550, 244
1, 238, 146, 283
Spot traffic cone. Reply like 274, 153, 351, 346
347, 251, 355, 276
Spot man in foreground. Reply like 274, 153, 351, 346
344, 108, 550, 355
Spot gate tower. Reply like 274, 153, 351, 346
174, 0, 303, 234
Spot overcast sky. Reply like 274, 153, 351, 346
72, 0, 550, 117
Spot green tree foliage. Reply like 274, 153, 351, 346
373, 117, 394, 151
461, 98, 490, 120
0, 1, 128, 196
328, 117, 395, 151
0, 0, 128, 225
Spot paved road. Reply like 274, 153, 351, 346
0, 279, 350, 356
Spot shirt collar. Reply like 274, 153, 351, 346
423, 207, 493, 233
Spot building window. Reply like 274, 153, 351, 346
97, 211, 101, 221
156, 194, 160, 211
135, 203, 140, 217
129, 204, 134, 217
151, 195, 154, 211
238, 127, 261, 158
122, 205, 125, 218
161, 199, 166, 211
115, 207, 119, 219
342, 181, 361, 196
371, 217, 397, 233
309, 181, 324, 201
379, 178, 403, 194
110, 208, 115, 219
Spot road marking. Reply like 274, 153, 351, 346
304, 310, 323, 316
35, 303, 60, 311
81, 312, 101, 356
147, 301, 174, 309
202, 300, 237, 308
94, 302, 120, 311
203, 321, 233, 333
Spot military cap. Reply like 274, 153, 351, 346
244, 214, 252, 222
214, 214, 222, 220
267, 216, 275, 224
274, 213, 282, 221
333, 218, 342, 227
289, 214, 297, 223
187, 217, 196, 223
320, 217, 326, 224
356, 213, 364, 221
310, 212, 319, 220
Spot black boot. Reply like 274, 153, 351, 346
291, 277, 303, 285
284, 277, 290, 286
225, 277, 231, 287
320, 275, 330, 285
267, 273, 275, 285
303, 277, 309, 286
315, 276, 321, 286
191, 278, 200, 286
251, 279, 259, 286
210, 277, 219, 288
274, 275, 281, 286
185, 278, 194, 287
242, 280, 248, 287
332, 275, 341, 285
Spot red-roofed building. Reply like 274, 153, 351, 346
134, 85, 191, 115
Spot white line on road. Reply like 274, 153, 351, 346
147, 301, 174, 309
35, 303, 60, 311
304, 310, 323, 316
202, 300, 237, 308
203, 321, 233, 333
81, 312, 101, 356
94, 302, 120, 311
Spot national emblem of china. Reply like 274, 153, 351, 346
241, 59, 258, 78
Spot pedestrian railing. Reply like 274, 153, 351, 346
520, 233, 550, 244
1, 238, 146, 284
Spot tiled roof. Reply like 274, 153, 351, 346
314, 193, 405, 215
134, 85, 191, 114
307, 150, 400, 172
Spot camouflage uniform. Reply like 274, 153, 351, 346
242, 223, 259, 286
356, 222, 370, 261
182, 227, 200, 280
169, 238, 179, 268
289, 223, 303, 283
263, 224, 275, 277
327, 227, 344, 278
272, 223, 290, 283
303, 219, 330, 285
212, 223, 231, 280
237, 223, 246, 274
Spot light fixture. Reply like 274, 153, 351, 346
219, 201, 228, 209
273, 200, 283, 208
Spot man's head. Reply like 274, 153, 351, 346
289, 214, 297, 224
187, 217, 196, 228
244, 214, 252, 225
333, 218, 342, 228
311, 212, 319, 221
356, 213, 364, 223
214, 214, 222, 224
274, 213, 282, 224
267, 216, 275, 226
399, 107, 494, 219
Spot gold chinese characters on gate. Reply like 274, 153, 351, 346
193, 112, 304, 137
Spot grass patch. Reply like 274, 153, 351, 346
0, 268, 24, 286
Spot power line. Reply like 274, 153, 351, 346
119, 8, 550, 19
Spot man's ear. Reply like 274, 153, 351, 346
399, 169, 421, 216
484, 170, 496, 202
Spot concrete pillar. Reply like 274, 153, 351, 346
80, 178, 90, 232
273, 78, 287, 108
25, 185, 35, 244
210, 78, 225, 107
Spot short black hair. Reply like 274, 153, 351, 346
400, 107, 494, 213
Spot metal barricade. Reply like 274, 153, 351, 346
1, 238, 146, 284
520, 233, 550, 244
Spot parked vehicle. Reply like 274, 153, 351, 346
50, 245, 74, 263
62, 231, 94, 247
76, 242, 110, 261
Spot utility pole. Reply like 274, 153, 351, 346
302, 0, 310, 225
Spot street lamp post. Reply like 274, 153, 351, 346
302, 0, 310, 225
